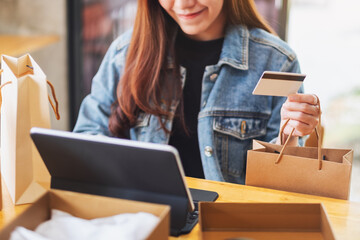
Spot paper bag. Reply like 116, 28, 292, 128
246, 103, 353, 200
0, 54, 60, 205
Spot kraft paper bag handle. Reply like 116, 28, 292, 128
46, 80, 60, 120
276, 96, 323, 170
0, 68, 60, 120
0, 69, 13, 113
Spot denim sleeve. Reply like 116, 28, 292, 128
267, 57, 305, 146
73, 39, 125, 136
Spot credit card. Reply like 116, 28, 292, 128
252, 71, 306, 97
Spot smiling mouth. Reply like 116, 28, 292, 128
177, 8, 206, 20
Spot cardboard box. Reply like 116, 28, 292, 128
0, 189, 170, 240
199, 202, 336, 240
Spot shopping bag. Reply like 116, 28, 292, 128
246, 101, 353, 200
0, 54, 60, 205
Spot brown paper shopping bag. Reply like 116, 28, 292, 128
0, 54, 60, 205
246, 101, 353, 200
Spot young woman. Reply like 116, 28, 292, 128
74, 0, 320, 184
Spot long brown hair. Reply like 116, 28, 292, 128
109, 0, 275, 137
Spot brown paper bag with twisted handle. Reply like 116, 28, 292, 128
0, 54, 60, 205
246, 101, 353, 200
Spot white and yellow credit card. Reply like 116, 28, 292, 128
252, 71, 306, 97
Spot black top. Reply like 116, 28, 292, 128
169, 32, 224, 178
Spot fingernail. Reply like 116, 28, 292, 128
313, 94, 318, 105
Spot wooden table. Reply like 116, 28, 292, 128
1, 177, 359, 239
0, 35, 59, 57
181, 178, 360, 240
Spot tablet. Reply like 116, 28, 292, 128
30, 127, 218, 235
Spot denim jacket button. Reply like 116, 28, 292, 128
209, 73, 218, 81
204, 146, 213, 157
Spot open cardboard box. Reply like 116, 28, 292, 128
0, 189, 170, 240
199, 202, 336, 240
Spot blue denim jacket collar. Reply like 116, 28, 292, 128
218, 24, 249, 70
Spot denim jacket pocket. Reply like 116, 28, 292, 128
212, 114, 269, 183
213, 116, 268, 140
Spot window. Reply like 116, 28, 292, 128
288, 0, 360, 201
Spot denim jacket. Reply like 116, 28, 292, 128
74, 24, 301, 184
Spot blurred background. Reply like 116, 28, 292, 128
0, 0, 359, 201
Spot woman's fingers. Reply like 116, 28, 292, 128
288, 93, 318, 105
283, 111, 319, 128
280, 93, 320, 137
282, 101, 320, 117
281, 119, 316, 137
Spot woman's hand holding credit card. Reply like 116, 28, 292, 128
253, 71, 320, 146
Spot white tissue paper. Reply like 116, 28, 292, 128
10, 209, 159, 240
